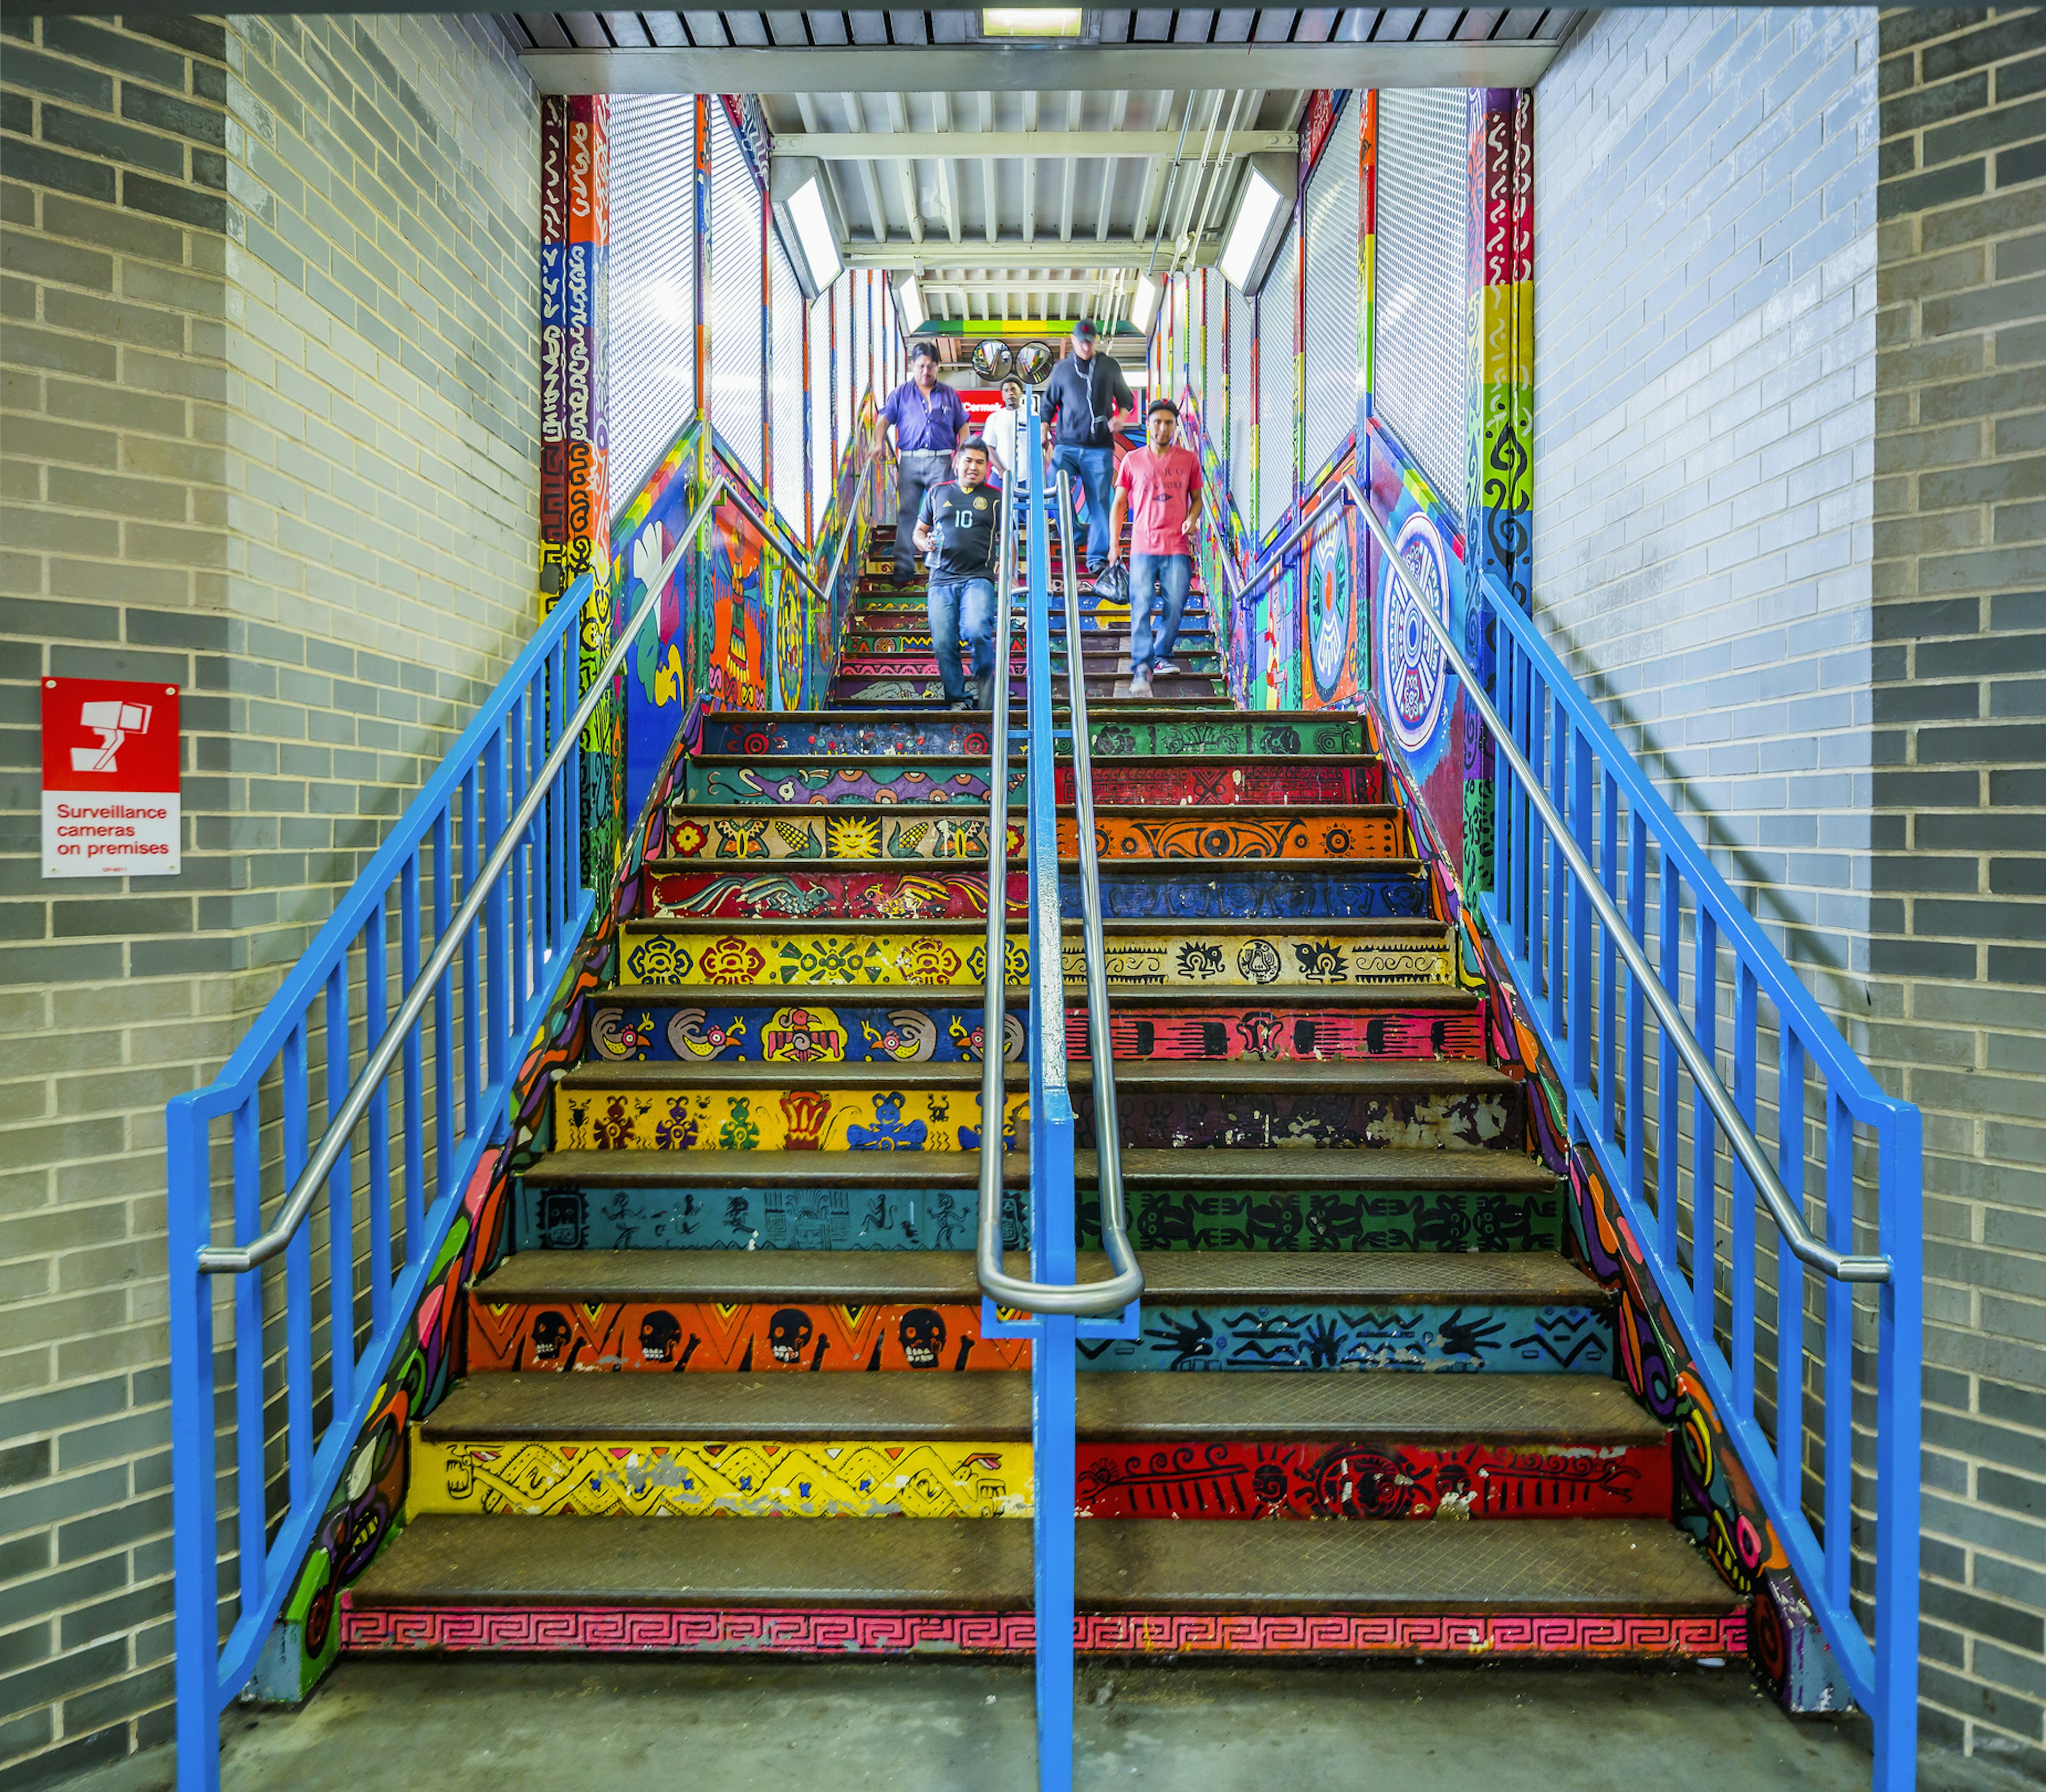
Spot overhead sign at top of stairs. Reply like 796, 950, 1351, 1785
41, 676, 181, 878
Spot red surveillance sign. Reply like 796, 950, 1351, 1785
42, 677, 181, 877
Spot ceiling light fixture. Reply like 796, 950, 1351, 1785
1130, 273, 1159, 334
1220, 161, 1289, 294
786, 174, 842, 290
899, 274, 928, 333
982, 7, 1082, 35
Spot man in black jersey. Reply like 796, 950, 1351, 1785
912, 439, 1001, 710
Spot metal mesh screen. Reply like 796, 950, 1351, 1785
1229, 281, 1257, 533
1374, 87, 1469, 517
770, 228, 805, 536
1303, 99, 1361, 483
710, 105, 764, 481
606, 95, 696, 516
1259, 225, 1299, 544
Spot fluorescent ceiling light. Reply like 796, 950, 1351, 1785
983, 7, 1081, 34
1130, 274, 1159, 334
1220, 166, 1284, 290
899, 274, 928, 332
1125, 368, 1150, 388
786, 175, 841, 289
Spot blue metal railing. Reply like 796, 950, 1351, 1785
1198, 461, 1921, 1792
164, 478, 740, 1792
973, 398, 1141, 1792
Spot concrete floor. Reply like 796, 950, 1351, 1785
54, 1656, 1954, 1792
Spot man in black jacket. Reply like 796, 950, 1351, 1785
1041, 319, 1133, 580
912, 439, 1001, 710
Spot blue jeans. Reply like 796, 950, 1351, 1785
1129, 553, 1193, 676
926, 575, 996, 704
1050, 442, 1115, 569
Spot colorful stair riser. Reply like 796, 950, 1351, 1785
587, 997, 1487, 1065
614, 927, 1454, 989
465, 1300, 1610, 1376
661, 810, 1403, 862
830, 677, 1228, 705
514, 1182, 1565, 1255
553, 1081, 1523, 1153
341, 1607, 1748, 1660
404, 1434, 1672, 1522
682, 761, 1382, 806
694, 716, 1361, 757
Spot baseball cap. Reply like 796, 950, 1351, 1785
1071, 319, 1099, 342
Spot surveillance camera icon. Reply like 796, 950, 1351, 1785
72, 700, 152, 774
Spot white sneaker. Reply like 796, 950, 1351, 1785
1127, 673, 1154, 699
1152, 660, 1180, 676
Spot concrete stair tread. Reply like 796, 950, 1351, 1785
471, 1245, 1598, 1306
556, 1059, 1519, 1095
643, 855, 1425, 873
422, 1369, 1664, 1446
521, 1146, 1557, 1193
349, 1515, 1727, 1612
592, 982, 1479, 1010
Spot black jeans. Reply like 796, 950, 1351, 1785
893, 450, 953, 580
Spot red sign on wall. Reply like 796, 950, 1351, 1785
42, 677, 181, 877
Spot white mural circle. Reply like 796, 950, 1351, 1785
1308, 523, 1352, 702
1376, 510, 1452, 756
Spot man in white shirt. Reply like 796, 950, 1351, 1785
984, 378, 1030, 512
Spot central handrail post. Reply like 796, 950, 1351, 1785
1024, 398, 1078, 1792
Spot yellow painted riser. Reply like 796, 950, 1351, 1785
557, 1088, 1027, 1152
618, 929, 1454, 990
408, 1435, 1030, 1519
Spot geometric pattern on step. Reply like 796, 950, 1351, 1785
616, 928, 1453, 988
1082, 1304, 1610, 1373
410, 1437, 1031, 1519
1072, 1439, 1672, 1520
586, 1001, 1481, 1065
686, 763, 1382, 807
342, 1606, 1749, 1657
639, 866, 1430, 921
659, 811, 1401, 861
512, 1185, 1563, 1255
467, 1299, 1032, 1373
556, 1086, 1026, 1153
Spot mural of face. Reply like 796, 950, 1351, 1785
530, 1310, 571, 1362
640, 1310, 683, 1363
769, 1307, 814, 1364
899, 1307, 946, 1368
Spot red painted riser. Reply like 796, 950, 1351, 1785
343, 1605, 1748, 1658
1101, 1006, 1486, 1062
1062, 765, 1384, 806
1072, 1440, 1672, 1520
645, 868, 1021, 920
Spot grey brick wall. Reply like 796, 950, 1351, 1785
1537, 5, 2046, 1783
1873, 8, 2046, 1780
0, 15, 539, 1785
1533, 6, 1882, 1006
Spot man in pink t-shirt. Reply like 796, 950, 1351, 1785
1107, 399, 1204, 699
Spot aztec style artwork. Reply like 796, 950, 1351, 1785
1073, 1438, 1671, 1521
514, 1182, 1024, 1253
665, 809, 1018, 862
638, 864, 1430, 923
1366, 710, 1850, 1712
466, 1298, 1032, 1374
554, 1084, 1027, 1154
1077, 1303, 1611, 1374
588, 999, 1026, 1065
618, 927, 1030, 988
1089, 812, 1401, 860
693, 715, 1361, 759
509, 1182, 1562, 1257
410, 1437, 1032, 1520
342, 1605, 1750, 1660
686, 760, 1025, 806
1068, 928, 1454, 989
1076, 1080, 1521, 1152
1100, 1001, 1485, 1064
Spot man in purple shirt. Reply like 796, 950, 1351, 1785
879, 342, 970, 584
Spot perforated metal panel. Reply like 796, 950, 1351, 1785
1374, 87, 1469, 520
1229, 280, 1257, 532
769, 229, 805, 536
1259, 224, 1299, 544
833, 274, 852, 474
1303, 98, 1361, 484
606, 94, 696, 516
809, 287, 833, 527
710, 106, 764, 481
1204, 271, 1226, 442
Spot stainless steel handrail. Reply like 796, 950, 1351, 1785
198, 477, 731, 1275
811, 442, 886, 606
973, 459, 1143, 1317
1204, 471, 1888, 1285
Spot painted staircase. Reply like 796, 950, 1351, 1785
340, 525, 1743, 1663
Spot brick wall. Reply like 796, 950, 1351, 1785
0, 15, 538, 1783
1532, 6, 1882, 1006
1873, 7, 2046, 1780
